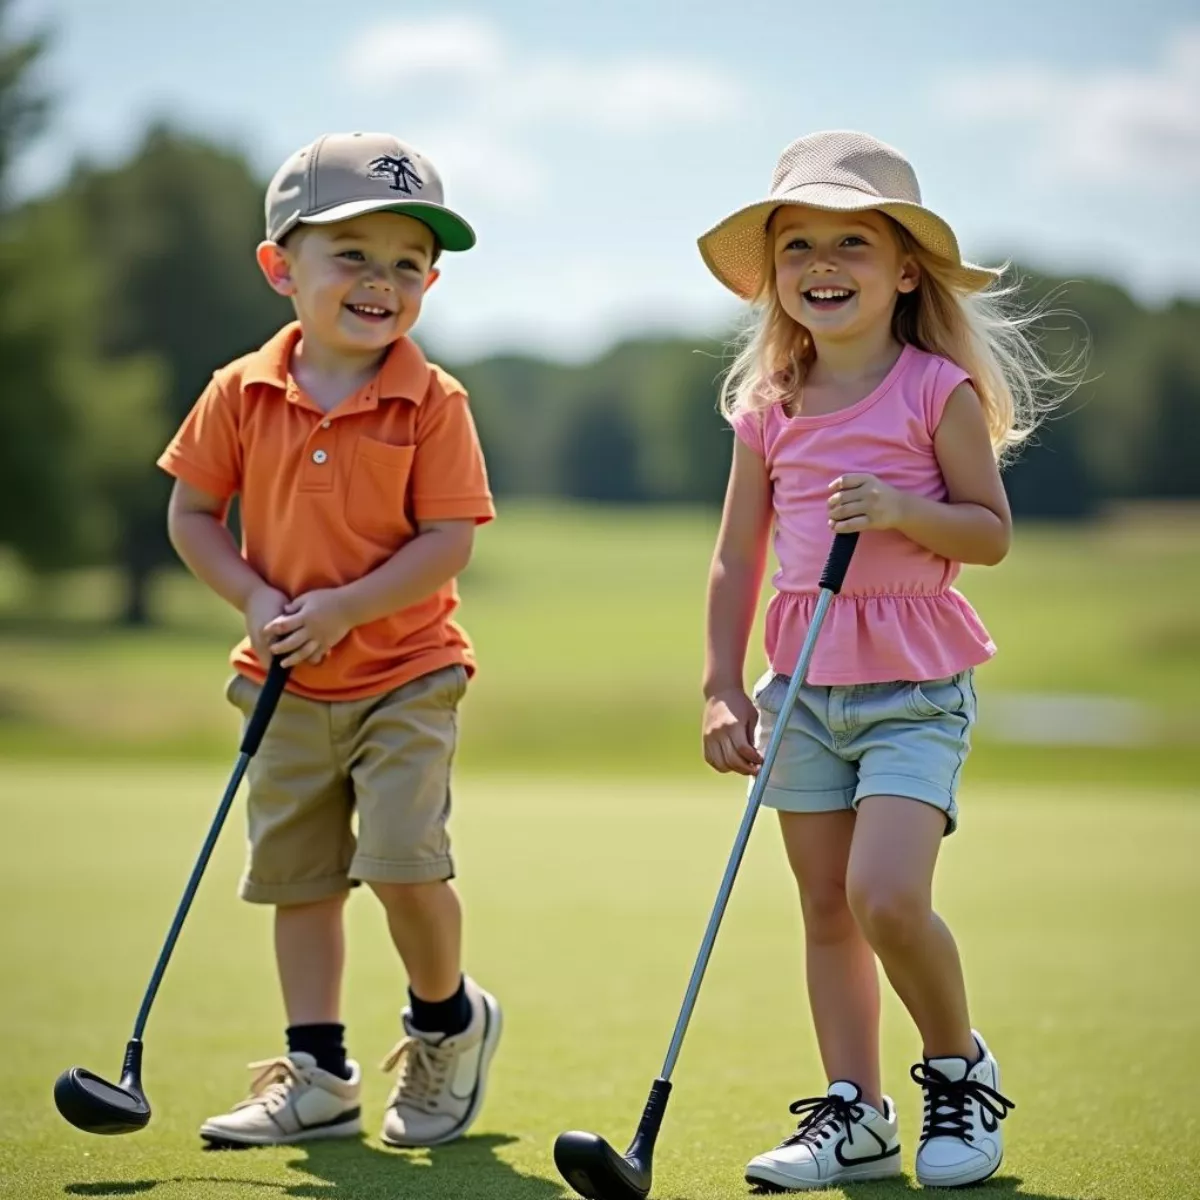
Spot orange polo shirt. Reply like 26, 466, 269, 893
158, 322, 494, 701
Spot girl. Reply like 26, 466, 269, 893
698, 131, 1051, 1190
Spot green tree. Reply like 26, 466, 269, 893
0, 2, 84, 570
559, 393, 643, 502
67, 126, 290, 621
1140, 352, 1200, 498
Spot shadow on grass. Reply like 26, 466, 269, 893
739, 1176, 1095, 1200
66, 1132, 568, 1200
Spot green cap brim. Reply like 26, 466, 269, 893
300, 199, 476, 251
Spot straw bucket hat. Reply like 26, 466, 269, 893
697, 130, 999, 298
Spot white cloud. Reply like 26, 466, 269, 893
932, 26, 1200, 191
422, 128, 548, 210
340, 16, 745, 134
340, 15, 504, 85
497, 58, 744, 132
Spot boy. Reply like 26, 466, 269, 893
158, 132, 499, 1149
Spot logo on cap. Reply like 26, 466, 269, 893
368, 155, 424, 195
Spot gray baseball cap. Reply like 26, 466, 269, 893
265, 132, 476, 251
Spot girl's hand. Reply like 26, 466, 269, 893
244, 584, 289, 668
703, 689, 764, 776
265, 588, 355, 668
828, 473, 908, 533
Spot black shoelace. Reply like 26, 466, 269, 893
779, 1093, 863, 1149
910, 1063, 1015, 1143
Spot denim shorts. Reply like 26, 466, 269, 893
751, 669, 977, 834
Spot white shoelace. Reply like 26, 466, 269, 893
381, 1037, 453, 1112
233, 1056, 309, 1113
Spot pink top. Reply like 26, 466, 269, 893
731, 344, 995, 685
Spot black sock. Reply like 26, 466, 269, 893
286, 1022, 352, 1079
409, 977, 471, 1038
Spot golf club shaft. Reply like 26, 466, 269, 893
659, 533, 857, 1082
130, 659, 290, 1041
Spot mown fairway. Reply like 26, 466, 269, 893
3, 766, 1197, 1199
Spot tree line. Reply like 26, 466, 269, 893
1, 8, 1197, 623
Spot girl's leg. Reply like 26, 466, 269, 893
779, 809, 884, 1110
845, 795, 974, 1060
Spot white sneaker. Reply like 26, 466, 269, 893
913, 1031, 1015, 1188
745, 1081, 902, 1191
379, 976, 502, 1147
199, 1053, 362, 1147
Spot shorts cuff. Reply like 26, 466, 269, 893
762, 784, 856, 814
349, 855, 455, 885
239, 874, 351, 906
854, 775, 958, 834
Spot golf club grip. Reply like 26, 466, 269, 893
239, 658, 291, 756
818, 532, 859, 594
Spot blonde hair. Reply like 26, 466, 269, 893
720, 215, 1077, 461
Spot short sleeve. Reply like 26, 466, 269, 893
411, 384, 495, 524
730, 407, 766, 457
925, 357, 972, 436
157, 375, 242, 500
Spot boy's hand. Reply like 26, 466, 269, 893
244, 585, 290, 668
265, 588, 356, 668
828, 473, 907, 533
703, 689, 763, 776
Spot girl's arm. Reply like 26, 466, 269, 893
829, 383, 1012, 566
703, 436, 774, 775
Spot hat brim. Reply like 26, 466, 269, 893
298, 199, 476, 252
698, 185, 998, 298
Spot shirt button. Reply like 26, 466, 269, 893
312, 449, 328, 464
321, 420, 331, 429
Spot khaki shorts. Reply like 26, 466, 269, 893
226, 664, 468, 905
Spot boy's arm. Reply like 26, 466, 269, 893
167, 479, 270, 611
167, 479, 288, 665
342, 519, 475, 625
266, 519, 475, 667
269, 378, 492, 668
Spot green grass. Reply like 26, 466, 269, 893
3, 764, 1198, 1198
0, 503, 1198, 782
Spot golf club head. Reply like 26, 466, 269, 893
556, 1078, 671, 1200
554, 1131, 652, 1200
54, 1039, 150, 1135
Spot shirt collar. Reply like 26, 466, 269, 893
242, 321, 432, 406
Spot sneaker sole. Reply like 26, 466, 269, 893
379, 990, 503, 1148
915, 1155, 1004, 1190
200, 1110, 363, 1149
746, 1158, 904, 1193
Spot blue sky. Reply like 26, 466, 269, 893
12, 0, 1199, 360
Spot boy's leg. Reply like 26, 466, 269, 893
276, 894, 348, 1026
199, 675, 362, 1148
370, 879, 464, 1013
343, 665, 501, 1147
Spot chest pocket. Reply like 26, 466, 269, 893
345, 436, 415, 544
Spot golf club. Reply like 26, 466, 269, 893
554, 532, 860, 1200
53, 656, 291, 1135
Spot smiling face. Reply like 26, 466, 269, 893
257, 211, 439, 359
769, 206, 919, 347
